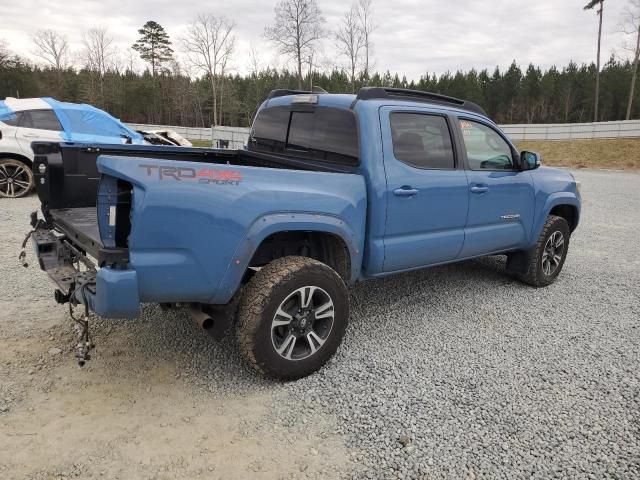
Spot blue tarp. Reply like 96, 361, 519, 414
0, 100, 18, 123
41, 98, 144, 143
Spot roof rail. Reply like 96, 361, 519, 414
355, 87, 487, 116
267, 86, 328, 100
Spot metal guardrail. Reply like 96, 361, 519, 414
129, 120, 640, 147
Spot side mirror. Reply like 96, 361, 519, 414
520, 151, 541, 171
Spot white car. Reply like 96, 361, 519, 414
0, 97, 191, 198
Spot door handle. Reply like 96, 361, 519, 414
470, 185, 489, 194
393, 187, 419, 197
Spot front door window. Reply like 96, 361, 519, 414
459, 120, 513, 171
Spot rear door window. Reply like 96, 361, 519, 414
0, 111, 22, 126
390, 113, 455, 169
20, 110, 63, 132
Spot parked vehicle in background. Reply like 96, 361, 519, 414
27, 87, 581, 380
140, 129, 193, 147
0, 97, 189, 198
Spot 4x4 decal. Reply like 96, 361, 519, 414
139, 164, 243, 185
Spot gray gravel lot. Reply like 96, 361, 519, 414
1, 168, 639, 479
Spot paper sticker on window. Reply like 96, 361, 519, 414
109, 205, 116, 227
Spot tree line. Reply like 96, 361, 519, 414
0, 0, 639, 127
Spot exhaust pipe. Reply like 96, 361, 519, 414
189, 304, 214, 331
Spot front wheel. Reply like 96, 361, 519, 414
514, 215, 571, 287
236, 256, 349, 380
0, 158, 34, 198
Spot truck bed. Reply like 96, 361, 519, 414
32, 142, 360, 264
49, 207, 102, 257
33, 142, 355, 217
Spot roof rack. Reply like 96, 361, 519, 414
355, 87, 487, 116
267, 86, 328, 100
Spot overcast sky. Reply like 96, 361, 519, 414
0, 0, 634, 80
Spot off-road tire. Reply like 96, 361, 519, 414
515, 215, 571, 287
236, 256, 349, 380
0, 158, 34, 198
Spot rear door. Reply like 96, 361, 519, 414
16, 109, 65, 156
456, 117, 535, 257
380, 106, 469, 272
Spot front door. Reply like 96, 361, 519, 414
381, 107, 469, 272
456, 118, 535, 257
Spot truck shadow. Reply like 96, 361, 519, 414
87, 255, 516, 389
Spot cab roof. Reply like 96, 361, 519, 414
263, 87, 488, 118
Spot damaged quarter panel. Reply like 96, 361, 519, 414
97, 155, 367, 305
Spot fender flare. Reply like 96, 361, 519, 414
209, 211, 363, 304
529, 192, 580, 248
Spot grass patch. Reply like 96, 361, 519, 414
188, 139, 212, 148
186, 137, 640, 170
515, 138, 640, 170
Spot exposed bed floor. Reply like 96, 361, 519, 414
49, 207, 102, 249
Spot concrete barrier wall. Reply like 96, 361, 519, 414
209, 126, 251, 149
500, 120, 640, 141
130, 120, 640, 148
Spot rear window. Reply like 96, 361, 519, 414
250, 105, 359, 166
20, 110, 63, 131
249, 105, 289, 152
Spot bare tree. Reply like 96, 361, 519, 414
32, 29, 70, 91
0, 38, 10, 66
265, 0, 326, 89
82, 28, 115, 102
584, 0, 605, 121
357, 0, 377, 79
182, 13, 236, 126
248, 43, 262, 78
125, 48, 140, 74
83, 28, 114, 77
335, 5, 364, 92
620, 0, 640, 119
32, 29, 69, 70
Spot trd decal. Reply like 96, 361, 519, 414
139, 164, 242, 185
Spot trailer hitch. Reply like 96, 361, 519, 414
69, 277, 97, 366
20, 211, 98, 366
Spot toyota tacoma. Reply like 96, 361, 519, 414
24, 87, 581, 379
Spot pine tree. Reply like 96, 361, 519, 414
132, 21, 174, 77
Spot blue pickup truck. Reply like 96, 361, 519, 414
28, 87, 581, 379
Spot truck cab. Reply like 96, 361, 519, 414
248, 88, 580, 277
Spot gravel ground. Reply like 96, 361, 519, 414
1, 168, 639, 479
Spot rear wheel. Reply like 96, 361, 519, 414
236, 256, 349, 380
0, 158, 33, 198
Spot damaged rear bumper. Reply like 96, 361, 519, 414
32, 228, 140, 318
